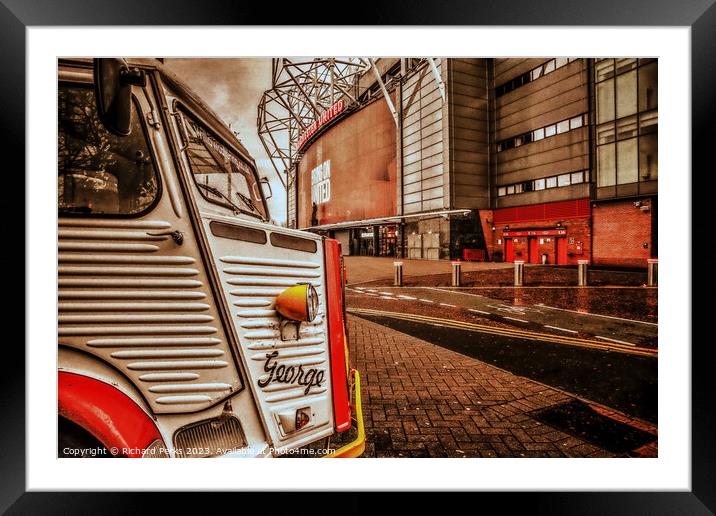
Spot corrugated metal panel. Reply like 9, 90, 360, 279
448, 59, 490, 209
203, 216, 334, 450
493, 199, 591, 223
58, 218, 243, 414
401, 59, 446, 213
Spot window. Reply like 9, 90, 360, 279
597, 144, 616, 187
496, 58, 580, 97
180, 108, 267, 219
546, 177, 557, 188
616, 70, 637, 118
496, 114, 588, 153
58, 85, 158, 216
557, 173, 571, 187
595, 59, 658, 193
617, 116, 638, 140
506, 185, 515, 195
534, 178, 545, 190
570, 171, 584, 184
638, 62, 658, 112
569, 116, 583, 130
498, 187, 507, 197
596, 80, 615, 123
595, 59, 615, 81
617, 139, 638, 184
639, 133, 658, 180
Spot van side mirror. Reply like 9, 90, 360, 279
93, 58, 146, 136
260, 177, 273, 199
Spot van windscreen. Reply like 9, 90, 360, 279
180, 109, 267, 220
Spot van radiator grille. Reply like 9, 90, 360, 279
173, 416, 246, 458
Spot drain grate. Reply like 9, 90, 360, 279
532, 399, 656, 454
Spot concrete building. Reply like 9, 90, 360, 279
281, 57, 657, 267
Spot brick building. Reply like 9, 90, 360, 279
288, 57, 657, 268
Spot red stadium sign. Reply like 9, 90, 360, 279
297, 99, 345, 151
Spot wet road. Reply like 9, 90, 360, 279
351, 286, 657, 347
357, 313, 658, 423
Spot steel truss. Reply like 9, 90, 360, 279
257, 58, 439, 227
256, 58, 368, 193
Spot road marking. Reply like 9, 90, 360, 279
346, 308, 657, 358
544, 325, 579, 334
379, 292, 394, 296
430, 287, 483, 298
419, 299, 434, 303
536, 304, 658, 326
439, 303, 457, 308
503, 316, 529, 323
468, 309, 491, 315
397, 295, 417, 300
596, 335, 636, 347
379, 296, 394, 300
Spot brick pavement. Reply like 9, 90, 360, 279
347, 316, 657, 458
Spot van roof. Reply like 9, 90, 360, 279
59, 58, 256, 168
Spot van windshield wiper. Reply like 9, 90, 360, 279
196, 183, 243, 214
235, 191, 260, 214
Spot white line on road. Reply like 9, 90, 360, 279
379, 292, 394, 296
502, 316, 529, 323
543, 325, 579, 334
429, 287, 483, 298
439, 303, 457, 308
419, 299, 434, 303
596, 335, 637, 346
468, 309, 491, 315
379, 296, 395, 300
397, 295, 417, 300
536, 304, 658, 326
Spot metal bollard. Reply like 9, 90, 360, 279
578, 260, 589, 286
393, 261, 403, 287
514, 261, 524, 287
451, 261, 462, 287
647, 258, 658, 286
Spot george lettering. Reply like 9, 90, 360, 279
257, 350, 324, 395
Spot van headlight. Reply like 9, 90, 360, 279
275, 283, 319, 322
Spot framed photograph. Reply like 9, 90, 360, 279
9, 0, 713, 511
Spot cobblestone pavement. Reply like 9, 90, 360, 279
348, 316, 657, 458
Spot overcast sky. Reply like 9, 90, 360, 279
164, 58, 287, 224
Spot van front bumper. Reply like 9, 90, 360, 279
323, 369, 365, 458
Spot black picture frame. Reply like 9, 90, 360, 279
6, 0, 713, 512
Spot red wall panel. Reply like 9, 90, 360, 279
297, 96, 397, 228
494, 199, 591, 224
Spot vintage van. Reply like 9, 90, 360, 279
57, 58, 364, 458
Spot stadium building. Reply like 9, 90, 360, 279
258, 57, 658, 267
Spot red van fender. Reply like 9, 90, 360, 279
58, 372, 162, 457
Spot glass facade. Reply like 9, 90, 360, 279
595, 58, 658, 198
